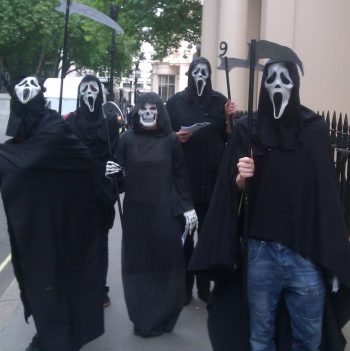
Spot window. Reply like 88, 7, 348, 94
158, 75, 175, 101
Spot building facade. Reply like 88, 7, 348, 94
201, 0, 350, 114
151, 42, 197, 102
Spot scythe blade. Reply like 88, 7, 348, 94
217, 57, 264, 72
55, 0, 124, 34
255, 39, 304, 75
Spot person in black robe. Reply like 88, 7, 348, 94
0, 76, 103, 351
166, 56, 236, 304
190, 60, 350, 350
110, 92, 197, 337
65, 74, 119, 307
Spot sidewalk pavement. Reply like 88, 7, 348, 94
0, 211, 211, 351
1, 211, 350, 351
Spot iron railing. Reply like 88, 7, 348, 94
323, 111, 350, 232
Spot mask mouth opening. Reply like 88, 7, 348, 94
273, 92, 283, 119
23, 88, 31, 103
87, 96, 95, 112
142, 114, 156, 123
196, 80, 205, 96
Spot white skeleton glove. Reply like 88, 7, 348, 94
181, 209, 198, 246
183, 209, 198, 235
105, 160, 122, 179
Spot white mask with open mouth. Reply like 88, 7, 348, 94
264, 62, 293, 119
79, 80, 100, 112
14, 76, 41, 104
191, 63, 209, 97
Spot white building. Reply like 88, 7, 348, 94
201, 0, 350, 114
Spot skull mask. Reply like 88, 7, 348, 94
191, 63, 209, 97
79, 80, 100, 112
14, 77, 41, 104
138, 103, 158, 130
264, 62, 294, 119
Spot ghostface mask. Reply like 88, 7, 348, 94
138, 103, 158, 130
191, 63, 209, 97
14, 77, 41, 104
79, 80, 100, 112
264, 62, 294, 119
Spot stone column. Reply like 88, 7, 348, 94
200, 0, 220, 86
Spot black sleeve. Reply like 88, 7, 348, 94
171, 135, 193, 216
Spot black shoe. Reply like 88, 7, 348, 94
198, 290, 211, 303
103, 292, 111, 308
133, 326, 163, 338
25, 335, 42, 351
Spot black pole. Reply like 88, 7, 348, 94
102, 115, 124, 228
224, 56, 233, 134
134, 61, 139, 105
109, 5, 118, 102
224, 56, 231, 101
242, 38, 256, 332
58, 0, 71, 115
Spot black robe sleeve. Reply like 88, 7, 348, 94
188, 131, 242, 278
171, 135, 194, 217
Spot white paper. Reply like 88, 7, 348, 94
180, 122, 211, 133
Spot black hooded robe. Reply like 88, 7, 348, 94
65, 75, 119, 298
190, 107, 350, 351
0, 108, 104, 351
166, 57, 228, 299
119, 128, 193, 336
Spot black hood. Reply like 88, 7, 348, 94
257, 60, 303, 150
187, 56, 213, 109
76, 74, 104, 127
6, 76, 46, 141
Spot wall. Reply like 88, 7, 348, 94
201, 0, 350, 115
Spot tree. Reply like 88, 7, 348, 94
0, 0, 202, 82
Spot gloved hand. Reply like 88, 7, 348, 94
183, 209, 198, 234
105, 160, 122, 179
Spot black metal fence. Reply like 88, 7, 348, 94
323, 111, 350, 232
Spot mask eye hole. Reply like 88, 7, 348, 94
140, 106, 146, 111
81, 85, 88, 93
18, 81, 26, 87
280, 72, 291, 85
193, 68, 200, 76
30, 79, 38, 87
91, 85, 98, 92
149, 105, 157, 111
266, 72, 276, 84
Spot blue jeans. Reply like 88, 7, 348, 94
247, 240, 325, 351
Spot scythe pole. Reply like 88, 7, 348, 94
224, 56, 234, 134
58, 0, 71, 115
241, 38, 256, 331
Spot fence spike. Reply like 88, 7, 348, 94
325, 112, 330, 129
337, 113, 343, 147
330, 111, 336, 145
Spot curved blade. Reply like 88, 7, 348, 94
102, 101, 124, 120
217, 57, 264, 72
255, 40, 304, 75
55, 0, 124, 34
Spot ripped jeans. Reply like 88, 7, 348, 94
247, 239, 325, 351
